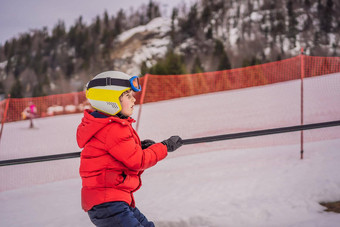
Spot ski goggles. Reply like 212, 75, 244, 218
87, 76, 142, 92
129, 76, 142, 92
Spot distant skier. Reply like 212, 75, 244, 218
76, 71, 183, 227
22, 102, 37, 128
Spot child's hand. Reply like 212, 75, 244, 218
141, 139, 156, 149
161, 136, 183, 152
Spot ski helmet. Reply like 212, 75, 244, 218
85, 71, 141, 115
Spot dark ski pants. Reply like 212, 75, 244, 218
88, 201, 155, 227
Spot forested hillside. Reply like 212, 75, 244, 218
0, 0, 338, 98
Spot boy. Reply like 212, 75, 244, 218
76, 71, 183, 226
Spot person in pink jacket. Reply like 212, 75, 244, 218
22, 102, 37, 128
77, 71, 183, 226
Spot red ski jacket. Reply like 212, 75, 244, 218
77, 110, 168, 211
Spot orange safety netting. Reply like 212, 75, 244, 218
0, 92, 88, 123
136, 55, 340, 103
0, 54, 339, 123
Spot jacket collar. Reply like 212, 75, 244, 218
86, 109, 135, 123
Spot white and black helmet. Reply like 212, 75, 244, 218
86, 71, 141, 115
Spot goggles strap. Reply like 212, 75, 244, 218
87, 78, 130, 89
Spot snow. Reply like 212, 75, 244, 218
0, 73, 340, 226
250, 12, 262, 22
117, 17, 171, 43
297, 14, 308, 31
229, 27, 239, 46
282, 37, 291, 52
264, 47, 271, 56
0, 60, 7, 69
128, 36, 171, 74
329, 33, 336, 48
240, 4, 246, 16
115, 17, 172, 75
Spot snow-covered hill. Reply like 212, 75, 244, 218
0, 73, 339, 226
112, 17, 172, 75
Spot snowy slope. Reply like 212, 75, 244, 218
0, 73, 339, 226
113, 17, 172, 75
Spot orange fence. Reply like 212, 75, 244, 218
0, 54, 339, 124
135, 55, 340, 103
0, 92, 88, 123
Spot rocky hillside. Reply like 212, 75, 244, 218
0, 0, 339, 98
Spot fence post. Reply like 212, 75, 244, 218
300, 48, 305, 160
136, 74, 149, 132
0, 94, 11, 145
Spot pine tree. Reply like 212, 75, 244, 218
146, 51, 186, 75
3, 41, 11, 58
214, 39, 224, 56
147, 0, 161, 22
10, 79, 23, 98
170, 8, 178, 44
93, 16, 101, 35
32, 83, 46, 97
149, 63, 167, 75
191, 57, 205, 73
218, 52, 231, 70
0, 81, 4, 95
114, 10, 126, 36
104, 10, 109, 27
65, 57, 75, 78
201, 3, 211, 25
52, 20, 66, 40
140, 61, 148, 76
180, 3, 199, 38
206, 26, 213, 39
214, 40, 231, 70
322, 0, 333, 33
287, 0, 298, 47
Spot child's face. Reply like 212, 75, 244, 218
120, 90, 136, 117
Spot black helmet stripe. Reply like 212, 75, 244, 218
87, 77, 131, 90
